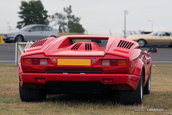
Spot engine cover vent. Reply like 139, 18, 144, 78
85, 43, 92, 50
71, 43, 82, 50
30, 39, 47, 48
117, 40, 134, 49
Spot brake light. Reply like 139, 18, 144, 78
22, 58, 48, 65
118, 60, 127, 66
102, 59, 127, 66
109, 60, 118, 66
32, 59, 40, 65
23, 59, 32, 65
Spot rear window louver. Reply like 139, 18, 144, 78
71, 43, 82, 50
30, 39, 47, 48
85, 43, 92, 50
117, 40, 134, 49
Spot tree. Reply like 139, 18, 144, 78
50, 5, 85, 33
51, 13, 67, 33
17, 0, 49, 29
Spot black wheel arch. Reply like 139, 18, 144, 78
50, 35, 57, 38
137, 39, 147, 45
168, 42, 172, 47
15, 34, 24, 41
142, 67, 145, 86
134, 59, 146, 86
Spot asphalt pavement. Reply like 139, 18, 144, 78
0, 43, 172, 64
142, 47, 172, 64
0, 43, 15, 63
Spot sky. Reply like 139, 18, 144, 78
0, 0, 172, 36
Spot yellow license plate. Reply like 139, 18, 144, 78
57, 59, 91, 66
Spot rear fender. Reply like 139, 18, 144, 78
133, 59, 144, 86
18, 64, 23, 86
134, 59, 144, 76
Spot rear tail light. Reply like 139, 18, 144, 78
118, 60, 127, 66
40, 59, 48, 65
23, 59, 32, 65
22, 58, 48, 65
102, 59, 128, 66
102, 60, 110, 66
109, 60, 118, 66
32, 59, 40, 65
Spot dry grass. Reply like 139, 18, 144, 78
0, 64, 172, 115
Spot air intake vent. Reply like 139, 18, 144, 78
85, 43, 92, 50
71, 43, 82, 50
117, 40, 134, 49
30, 39, 47, 48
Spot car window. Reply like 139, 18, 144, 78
150, 32, 169, 36
20, 25, 32, 31
30, 26, 43, 31
159, 32, 170, 36
163, 32, 170, 36
158, 32, 165, 36
150, 32, 159, 36
43, 26, 53, 31
71, 39, 108, 46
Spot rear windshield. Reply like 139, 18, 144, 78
70, 39, 108, 46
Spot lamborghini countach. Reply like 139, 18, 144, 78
18, 35, 157, 104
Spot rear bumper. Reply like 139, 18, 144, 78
19, 73, 140, 90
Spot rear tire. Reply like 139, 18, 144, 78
15, 35, 24, 42
19, 85, 46, 102
137, 39, 146, 47
144, 76, 151, 94
119, 71, 144, 105
168, 44, 172, 47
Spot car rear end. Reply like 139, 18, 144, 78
19, 36, 141, 95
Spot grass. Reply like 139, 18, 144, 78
0, 64, 172, 115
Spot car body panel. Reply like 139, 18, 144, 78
3, 24, 58, 42
19, 35, 153, 93
19, 73, 139, 90
22, 30, 44, 41
127, 31, 172, 46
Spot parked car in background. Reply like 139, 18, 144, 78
3, 24, 58, 42
127, 31, 172, 47
19, 35, 157, 104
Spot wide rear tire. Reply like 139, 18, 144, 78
119, 71, 144, 105
19, 85, 46, 102
144, 76, 151, 94
168, 44, 172, 47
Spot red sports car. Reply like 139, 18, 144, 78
18, 35, 157, 104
